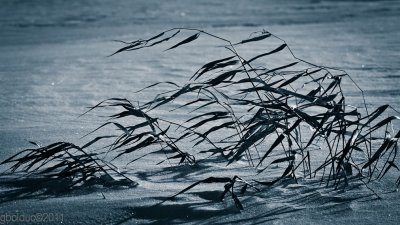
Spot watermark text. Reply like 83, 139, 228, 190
0, 212, 63, 224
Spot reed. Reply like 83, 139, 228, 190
2, 28, 399, 208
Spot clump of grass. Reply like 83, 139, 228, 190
0, 142, 136, 188
2, 28, 399, 208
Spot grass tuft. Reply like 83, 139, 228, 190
2, 28, 400, 208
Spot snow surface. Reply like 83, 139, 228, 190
0, 0, 399, 224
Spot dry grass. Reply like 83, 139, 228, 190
2, 28, 399, 208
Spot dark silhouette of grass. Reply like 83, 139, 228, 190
1, 28, 399, 209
